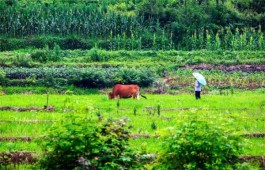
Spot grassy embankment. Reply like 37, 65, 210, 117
1, 49, 265, 67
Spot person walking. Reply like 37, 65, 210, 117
194, 79, 201, 99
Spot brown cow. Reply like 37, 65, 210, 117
108, 84, 146, 99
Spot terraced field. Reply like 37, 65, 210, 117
0, 90, 264, 169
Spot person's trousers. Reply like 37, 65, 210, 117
195, 91, 201, 99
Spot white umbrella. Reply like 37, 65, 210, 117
192, 72, 207, 85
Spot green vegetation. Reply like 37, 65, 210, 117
37, 116, 145, 169
0, 67, 264, 89
0, 49, 264, 89
155, 120, 242, 169
1, 49, 265, 66
0, 91, 264, 168
0, 0, 264, 51
0, 0, 264, 169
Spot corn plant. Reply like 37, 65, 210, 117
214, 32, 221, 50
257, 26, 264, 50
206, 30, 212, 50
152, 33, 156, 50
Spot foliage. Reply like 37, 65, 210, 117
0, 0, 264, 51
164, 69, 265, 91
1, 49, 265, 67
2, 63, 265, 90
12, 54, 33, 67
0, 67, 6, 80
37, 115, 144, 170
155, 120, 243, 170
2, 66, 157, 88
31, 44, 62, 63
0, 91, 265, 168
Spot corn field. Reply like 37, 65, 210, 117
0, 2, 264, 51
0, 3, 144, 37
186, 27, 265, 51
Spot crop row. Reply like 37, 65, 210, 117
0, 67, 156, 88
1, 48, 265, 66
0, 66, 264, 89
0, 1, 264, 51
1, 27, 264, 51
165, 75, 265, 91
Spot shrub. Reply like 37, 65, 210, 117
31, 44, 62, 63
37, 78, 68, 88
12, 54, 33, 67
155, 120, 243, 170
115, 67, 157, 86
3, 66, 157, 88
37, 115, 144, 170
62, 37, 92, 50
76, 69, 110, 88
31, 51, 49, 63
0, 38, 26, 51
89, 48, 104, 62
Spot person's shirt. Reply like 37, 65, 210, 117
195, 80, 201, 91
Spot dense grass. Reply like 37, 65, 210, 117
0, 141, 41, 152
0, 90, 264, 158
0, 111, 63, 121
243, 138, 265, 155
1, 49, 265, 66
1, 90, 264, 109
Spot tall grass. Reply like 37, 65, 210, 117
185, 27, 264, 51
1, 2, 263, 51
0, 2, 144, 39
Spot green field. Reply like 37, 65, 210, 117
1, 90, 264, 165
1, 0, 265, 169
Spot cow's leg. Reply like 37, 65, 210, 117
136, 91, 140, 99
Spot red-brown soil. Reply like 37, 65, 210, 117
240, 155, 265, 168
0, 151, 37, 165
0, 106, 54, 112
0, 152, 264, 167
0, 133, 264, 142
183, 64, 265, 72
0, 137, 33, 142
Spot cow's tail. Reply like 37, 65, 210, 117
140, 94, 147, 99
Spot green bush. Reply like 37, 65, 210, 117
0, 38, 26, 51
155, 120, 243, 170
62, 37, 93, 50
31, 44, 62, 63
31, 51, 50, 63
37, 115, 144, 170
12, 54, 33, 67
89, 48, 105, 62
4, 79, 37, 87
116, 67, 157, 86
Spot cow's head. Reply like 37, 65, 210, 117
108, 92, 114, 99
